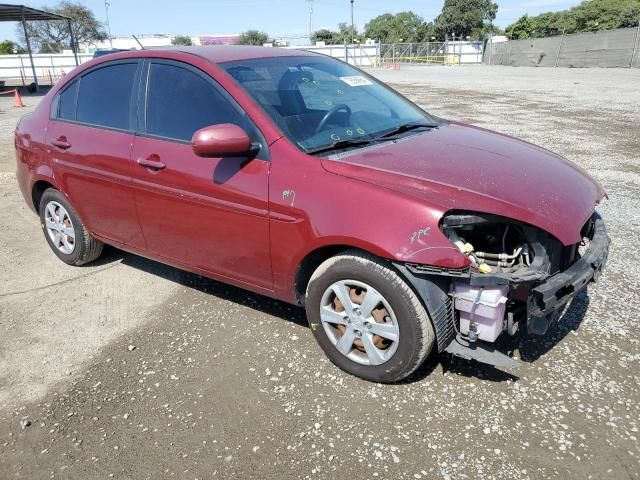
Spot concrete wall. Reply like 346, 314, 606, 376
485, 27, 640, 68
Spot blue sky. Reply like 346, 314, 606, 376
0, 0, 583, 43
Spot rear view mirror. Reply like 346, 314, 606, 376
192, 124, 255, 157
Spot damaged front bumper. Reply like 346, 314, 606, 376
528, 212, 609, 319
397, 212, 610, 370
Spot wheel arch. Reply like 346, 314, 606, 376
294, 244, 356, 306
294, 244, 456, 353
294, 241, 415, 306
31, 179, 57, 211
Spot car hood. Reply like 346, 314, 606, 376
321, 122, 605, 245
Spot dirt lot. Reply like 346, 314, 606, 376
1, 65, 639, 479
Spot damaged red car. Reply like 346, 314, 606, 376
15, 47, 609, 382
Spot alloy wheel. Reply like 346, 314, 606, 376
44, 201, 76, 255
319, 279, 400, 366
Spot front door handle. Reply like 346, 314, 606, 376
137, 157, 166, 170
51, 137, 71, 149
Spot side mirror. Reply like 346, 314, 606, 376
192, 124, 256, 157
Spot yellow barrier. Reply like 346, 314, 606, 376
379, 55, 456, 66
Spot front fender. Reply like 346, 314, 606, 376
268, 140, 469, 301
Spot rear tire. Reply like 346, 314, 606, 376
305, 250, 435, 383
38, 188, 103, 266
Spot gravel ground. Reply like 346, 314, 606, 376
0, 65, 639, 479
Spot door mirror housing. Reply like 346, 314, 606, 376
192, 124, 256, 157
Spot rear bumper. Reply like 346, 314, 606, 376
528, 212, 609, 318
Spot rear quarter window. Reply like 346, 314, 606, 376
54, 81, 78, 120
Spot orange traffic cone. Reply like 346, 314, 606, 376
14, 89, 24, 108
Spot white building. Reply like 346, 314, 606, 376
78, 33, 241, 54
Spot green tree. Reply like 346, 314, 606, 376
311, 28, 339, 44
236, 30, 269, 46
16, 1, 106, 53
505, 0, 640, 38
171, 35, 193, 46
364, 11, 428, 43
434, 0, 498, 40
505, 14, 553, 38
0, 40, 25, 54
418, 21, 438, 41
311, 23, 363, 45
620, 3, 640, 26
336, 22, 364, 44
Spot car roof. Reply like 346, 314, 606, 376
143, 45, 321, 63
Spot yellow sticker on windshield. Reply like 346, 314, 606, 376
339, 76, 373, 87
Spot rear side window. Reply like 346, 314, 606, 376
57, 81, 78, 120
76, 63, 137, 130
146, 63, 248, 142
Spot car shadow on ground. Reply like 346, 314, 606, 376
107, 246, 309, 328
516, 289, 590, 363
95, 247, 590, 384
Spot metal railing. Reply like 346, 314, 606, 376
0, 52, 92, 85
379, 42, 484, 66
300, 42, 485, 67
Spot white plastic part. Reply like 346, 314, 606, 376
452, 283, 509, 343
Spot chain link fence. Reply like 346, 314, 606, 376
300, 42, 484, 67
484, 25, 640, 68
379, 42, 484, 65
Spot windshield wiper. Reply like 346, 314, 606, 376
305, 121, 437, 155
376, 122, 437, 139
306, 138, 387, 155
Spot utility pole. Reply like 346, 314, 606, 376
350, 0, 355, 45
307, 0, 313, 45
631, 19, 640, 68
104, 0, 113, 48
554, 27, 565, 67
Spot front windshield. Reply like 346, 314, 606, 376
221, 55, 434, 153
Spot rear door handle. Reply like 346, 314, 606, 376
137, 157, 166, 170
51, 138, 71, 149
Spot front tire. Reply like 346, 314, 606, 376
39, 188, 103, 266
305, 251, 435, 383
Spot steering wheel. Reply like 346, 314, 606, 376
315, 104, 352, 134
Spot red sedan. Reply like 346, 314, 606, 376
15, 46, 609, 382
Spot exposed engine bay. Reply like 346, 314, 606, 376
443, 212, 565, 346
398, 210, 609, 370
445, 217, 534, 275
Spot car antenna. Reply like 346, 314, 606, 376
132, 35, 145, 50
